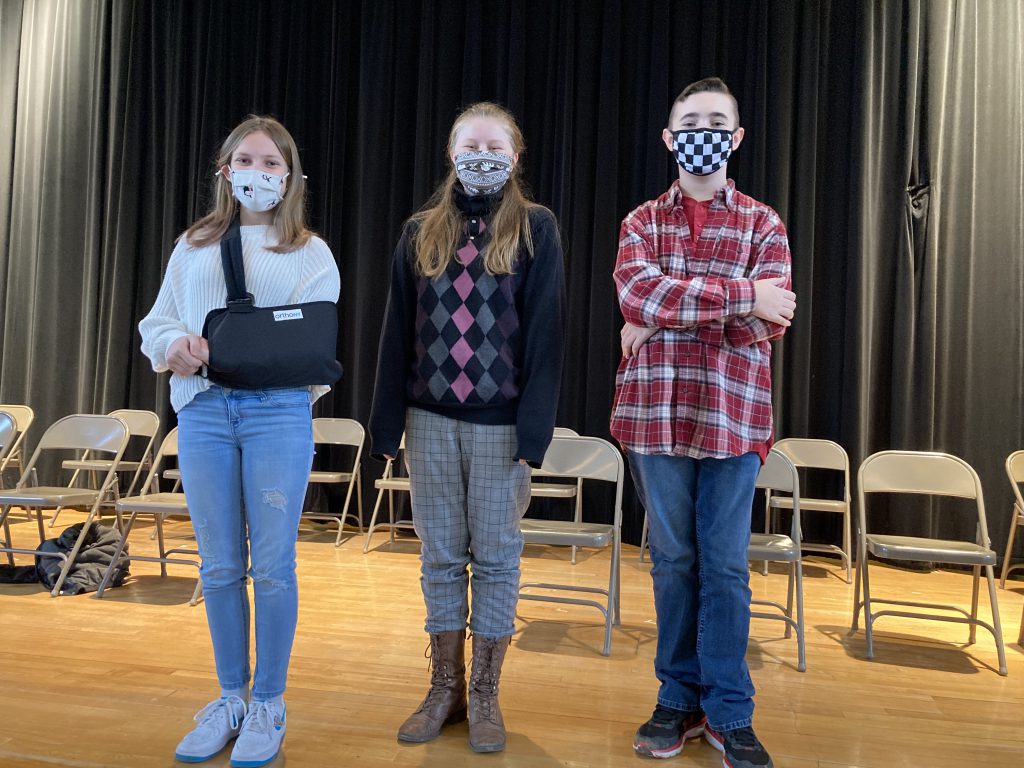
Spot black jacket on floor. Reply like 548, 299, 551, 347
0, 522, 129, 595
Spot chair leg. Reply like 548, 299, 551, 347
639, 512, 649, 563
48, 505, 66, 528
613, 534, 622, 624
363, 488, 387, 554
983, 565, 1008, 675
852, 528, 865, 631
603, 535, 620, 656
50, 510, 99, 596
1000, 510, 1019, 588
156, 516, 168, 577
388, 490, 396, 544
862, 553, 875, 659
356, 473, 364, 534
842, 506, 853, 584
96, 513, 137, 598
570, 484, 582, 566
794, 558, 807, 672
761, 499, 772, 576
2, 504, 14, 566
784, 562, 794, 639
190, 577, 203, 606
969, 565, 981, 645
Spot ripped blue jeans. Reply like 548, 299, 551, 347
177, 385, 313, 699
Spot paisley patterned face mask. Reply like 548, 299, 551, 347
454, 150, 514, 195
671, 128, 734, 176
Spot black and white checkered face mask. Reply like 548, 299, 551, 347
454, 150, 514, 195
672, 129, 734, 176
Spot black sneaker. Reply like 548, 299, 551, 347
704, 724, 773, 768
633, 704, 707, 758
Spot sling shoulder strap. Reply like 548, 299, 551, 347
218, 218, 253, 310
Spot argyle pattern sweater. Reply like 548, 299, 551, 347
370, 189, 565, 467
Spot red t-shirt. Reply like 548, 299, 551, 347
680, 195, 713, 243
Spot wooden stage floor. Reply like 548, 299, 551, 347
1, 513, 1022, 768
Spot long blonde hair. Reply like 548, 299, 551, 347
184, 115, 312, 253
413, 102, 537, 277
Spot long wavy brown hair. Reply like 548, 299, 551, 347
184, 115, 312, 253
413, 102, 538, 277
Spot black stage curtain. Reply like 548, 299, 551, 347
1, 1, 1022, 553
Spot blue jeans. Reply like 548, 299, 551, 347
177, 386, 314, 700
628, 450, 761, 731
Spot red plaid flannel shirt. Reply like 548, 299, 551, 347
610, 179, 791, 459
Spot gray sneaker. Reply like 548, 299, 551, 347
174, 696, 247, 763
229, 699, 286, 767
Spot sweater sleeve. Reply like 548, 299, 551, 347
292, 236, 341, 304
139, 239, 191, 372
514, 208, 566, 468
368, 222, 417, 460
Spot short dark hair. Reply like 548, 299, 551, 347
668, 77, 740, 127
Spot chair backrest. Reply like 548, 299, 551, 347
756, 449, 799, 495
1005, 450, 1024, 511
536, 436, 624, 527
552, 426, 580, 438
312, 417, 365, 448
857, 450, 990, 543
859, 451, 981, 498
772, 437, 849, 505
20, 414, 130, 488
0, 411, 15, 460
540, 436, 622, 483
35, 414, 130, 454
0, 404, 34, 433
135, 428, 179, 495
108, 409, 161, 437
756, 449, 801, 539
773, 437, 848, 472
0, 404, 35, 473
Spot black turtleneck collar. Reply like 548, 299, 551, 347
453, 184, 502, 217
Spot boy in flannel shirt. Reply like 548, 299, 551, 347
612, 78, 795, 768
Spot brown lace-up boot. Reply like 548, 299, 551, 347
467, 634, 512, 752
397, 630, 467, 742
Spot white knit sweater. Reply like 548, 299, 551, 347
139, 225, 341, 412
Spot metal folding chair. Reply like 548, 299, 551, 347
999, 450, 1024, 588
750, 449, 807, 671
528, 427, 585, 564
519, 436, 624, 656
302, 418, 366, 546
851, 450, 1007, 676
363, 434, 417, 553
96, 428, 202, 605
768, 438, 852, 583
0, 414, 129, 596
49, 409, 160, 528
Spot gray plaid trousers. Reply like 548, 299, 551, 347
405, 407, 531, 638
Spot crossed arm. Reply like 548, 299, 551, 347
614, 213, 794, 357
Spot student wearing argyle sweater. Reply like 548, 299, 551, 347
369, 102, 564, 754
613, 79, 794, 768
